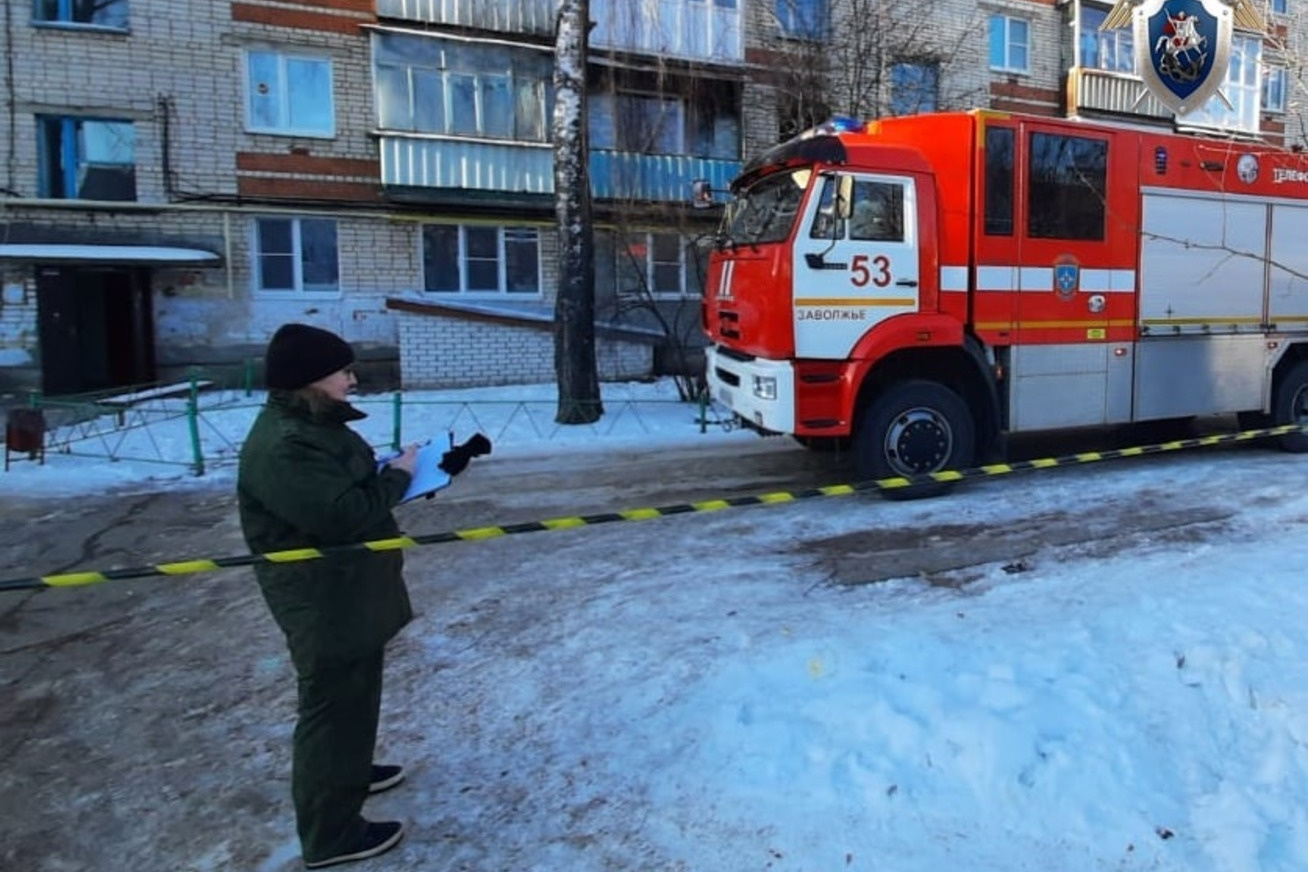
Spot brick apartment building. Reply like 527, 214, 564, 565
0, 0, 1302, 395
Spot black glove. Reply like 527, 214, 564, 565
439, 433, 493, 476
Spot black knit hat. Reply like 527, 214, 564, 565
264, 323, 355, 390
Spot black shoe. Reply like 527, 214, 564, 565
368, 764, 405, 795
304, 820, 405, 869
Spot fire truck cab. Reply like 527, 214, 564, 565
703, 111, 1308, 495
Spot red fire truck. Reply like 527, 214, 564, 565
702, 110, 1308, 496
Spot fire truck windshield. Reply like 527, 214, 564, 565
723, 168, 812, 247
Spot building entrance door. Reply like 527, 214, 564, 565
36, 266, 155, 395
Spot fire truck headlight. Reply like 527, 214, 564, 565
752, 375, 778, 401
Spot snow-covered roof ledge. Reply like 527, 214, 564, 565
385, 296, 666, 344
0, 244, 222, 266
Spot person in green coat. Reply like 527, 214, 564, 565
238, 323, 417, 869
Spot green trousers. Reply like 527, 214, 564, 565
292, 650, 385, 863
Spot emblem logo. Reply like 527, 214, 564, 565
1100, 0, 1266, 116
1054, 259, 1080, 300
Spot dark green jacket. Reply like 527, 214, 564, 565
237, 392, 413, 674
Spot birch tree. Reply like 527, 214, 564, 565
553, 0, 603, 424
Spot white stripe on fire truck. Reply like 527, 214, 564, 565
1080, 269, 1136, 293
976, 266, 1018, 291
940, 266, 968, 292
975, 266, 1136, 293
1020, 267, 1053, 289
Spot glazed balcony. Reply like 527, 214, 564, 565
591, 0, 743, 64
376, 0, 742, 64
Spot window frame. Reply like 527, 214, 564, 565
617, 231, 696, 300
989, 14, 1031, 74
421, 224, 542, 296
984, 126, 1015, 237
373, 32, 553, 143
1079, 5, 1134, 73
33, 0, 129, 30
1263, 65, 1288, 114
847, 180, 906, 242
774, 0, 828, 41
245, 50, 336, 138
1181, 35, 1262, 134
1026, 131, 1108, 242
252, 217, 341, 298
589, 91, 687, 155
888, 60, 940, 116
37, 115, 137, 201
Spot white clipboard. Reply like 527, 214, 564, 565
377, 432, 453, 503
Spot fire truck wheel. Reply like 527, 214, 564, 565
1272, 360, 1308, 453
857, 380, 976, 500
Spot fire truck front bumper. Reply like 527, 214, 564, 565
705, 345, 796, 435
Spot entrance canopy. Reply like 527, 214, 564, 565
0, 243, 221, 267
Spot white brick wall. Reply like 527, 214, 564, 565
0, 271, 37, 367
397, 312, 652, 388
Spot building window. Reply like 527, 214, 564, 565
254, 218, 339, 294
423, 225, 541, 295
246, 51, 334, 137
989, 14, 1030, 74
1183, 36, 1261, 133
1272, 0, 1287, 14
1027, 132, 1107, 241
688, 87, 741, 160
1079, 5, 1134, 72
38, 116, 135, 201
589, 93, 684, 154
618, 232, 692, 298
889, 62, 939, 116
775, 0, 827, 40
1263, 66, 1287, 113
34, 0, 128, 28
374, 33, 551, 142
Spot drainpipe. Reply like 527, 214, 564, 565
1071, 0, 1082, 71
1067, 0, 1082, 118
3, 0, 14, 196
224, 211, 234, 299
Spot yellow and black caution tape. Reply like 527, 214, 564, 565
0, 424, 1301, 593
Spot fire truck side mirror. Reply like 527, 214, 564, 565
691, 179, 716, 209
835, 175, 854, 220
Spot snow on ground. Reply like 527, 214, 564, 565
6, 380, 1308, 871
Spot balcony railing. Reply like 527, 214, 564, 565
376, 0, 555, 35
589, 149, 739, 201
380, 136, 554, 194
1068, 68, 1170, 120
379, 134, 742, 204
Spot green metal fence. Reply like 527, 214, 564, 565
6, 367, 731, 477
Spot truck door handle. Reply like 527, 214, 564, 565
895, 279, 918, 287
